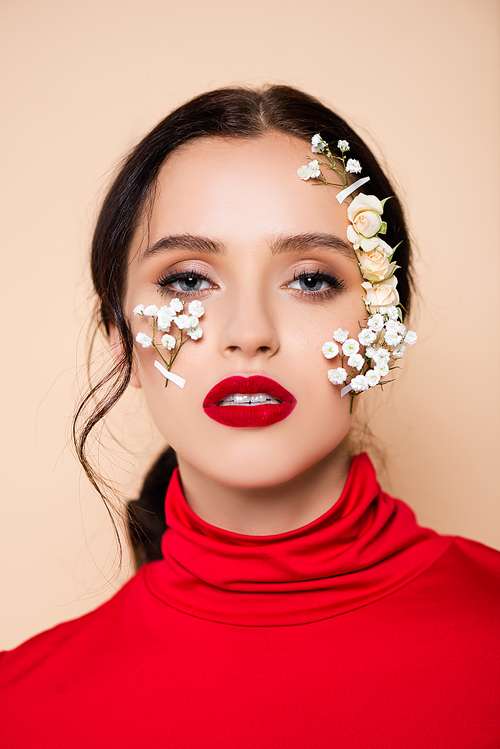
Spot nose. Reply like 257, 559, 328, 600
218, 288, 280, 360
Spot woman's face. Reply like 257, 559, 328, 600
124, 133, 366, 489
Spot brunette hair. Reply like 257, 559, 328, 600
73, 84, 415, 542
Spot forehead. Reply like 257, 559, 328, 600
140, 133, 351, 244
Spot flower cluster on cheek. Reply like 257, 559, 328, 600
133, 298, 204, 387
298, 135, 417, 410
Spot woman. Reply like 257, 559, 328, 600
1, 86, 498, 747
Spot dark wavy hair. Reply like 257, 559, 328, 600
73, 85, 414, 561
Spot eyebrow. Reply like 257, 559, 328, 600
140, 232, 354, 261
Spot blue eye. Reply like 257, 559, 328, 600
157, 271, 212, 294
288, 271, 345, 294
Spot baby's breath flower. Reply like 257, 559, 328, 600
385, 319, 400, 334
374, 362, 389, 377
367, 313, 384, 332
297, 160, 321, 180
133, 304, 145, 315
328, 367, 348, 385
157, 306, 176, 331
322, 341, 339, 359
348, 353, 365, 371
170, 298, 184, 313
174, 314, 191, 330
365, 346, 377, 359
188, 315, 199, 329
346, 159, 362, 174
358, 328, 376, 346
136, 332, 152, 348
384, 331, 402, 347
382, 305, 399, 321
311, 134, 327, 153
333, 328, 349, 344
392, 343, 406, 358
342, 339, 360, 356
143, 305, 158, 317
161, 334, 176, 351
351, 374, 369, 392
404, 331, 417, 345
188, 300, 205, 317
187, 326, 203, 340
365, 369, 381, 387
337, 140, 350, 152
372, 348, 390, 364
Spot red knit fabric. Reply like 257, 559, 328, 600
1, 454, 499, 747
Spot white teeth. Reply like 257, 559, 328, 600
219, 392, 281, 406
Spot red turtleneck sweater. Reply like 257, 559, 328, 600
1, 454, 499, 747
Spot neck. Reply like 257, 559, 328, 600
176, 444, 353, 536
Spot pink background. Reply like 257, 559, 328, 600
1, 0, 499, 648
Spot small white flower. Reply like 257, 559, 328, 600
358, 328, 376, 346
392, 343, 406, 358
169, 298, 184, 313
365, 369, 381, 387
351, 374, 369, 392
404, 330, 418, 345
161, 334, 176, 351
174, 314, 191, 330
188, 315, 199, 329
143, 305, 158, 317
188, 300, 204, 317
136, 332, 152, 348
381, 305, 399, 321
187, 326, 203, 340
346, 159, 362, 174
365, 346, 377, 359
372, 348, 390, 364
328, 367, 348, 385
322, 341, 340, 359
374, 362, 389, 377
384, 332, 402, 347
348, 353, 365, 371
157, 306, 176, 331
385, 319, 400, 334
342, 338, 360, 356
333, 328, 349, 344
337, 140, 350, 152
397, 322, 407, 336
133, 304, 145, 315
297, 160, 321, 180
367, 313, 384, 332
311, 134, 327, 153
307, 159, 321, 178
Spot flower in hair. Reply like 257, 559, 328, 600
298, 135, 417, 410
134, 297, 204, 387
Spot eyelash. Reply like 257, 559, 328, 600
155, 268, 347, 299
156, 269, 213, 295
290, 269, 346, 299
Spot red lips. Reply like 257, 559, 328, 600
203, 375, 297, 428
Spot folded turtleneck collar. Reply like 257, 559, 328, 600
145, 453, 451, 626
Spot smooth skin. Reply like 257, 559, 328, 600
121, 133, 368, 536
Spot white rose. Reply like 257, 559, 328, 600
362, 276, 399, 308
347, 194, 384, 239
356, 250, 396, 283
358, 237, 393, 255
